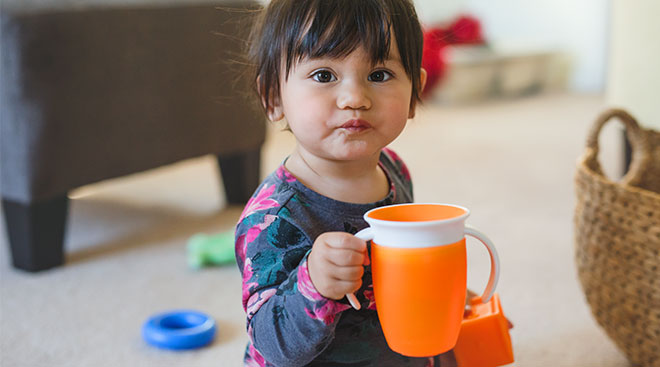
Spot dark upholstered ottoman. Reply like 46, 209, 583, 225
1, 0, 265, 271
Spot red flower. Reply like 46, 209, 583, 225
448, 15, 484, 44
422, 28, 449, 96
421, 15, 485, 97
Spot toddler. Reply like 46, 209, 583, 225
235, 0, 455, 365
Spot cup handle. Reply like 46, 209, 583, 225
464, 226, 500, 304
344, 228, 374, 310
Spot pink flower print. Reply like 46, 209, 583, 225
298, 258, 350, 324
304, 301, 351, 325
238, 214, 278, 310
276, 165, 297, 183
245, 338, 266, 367
383, 147, 411, 182
245, 351, 265, 367
241, 258, 257, 308
363, 287, 377, 310
246, 288, 277, 320
297, 258, 324, 302
238, 184, 279, 223
236, 215, 278, 264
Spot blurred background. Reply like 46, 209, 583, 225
416, 0, 658, 127
1, 0, 658, 366
417, 0, 608, 93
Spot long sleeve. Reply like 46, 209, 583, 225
236, 212, 351, 366
234, 157, 425, 366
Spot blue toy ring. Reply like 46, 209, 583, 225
142, 310, 216, 350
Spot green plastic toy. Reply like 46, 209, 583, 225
187, 231, 236, 269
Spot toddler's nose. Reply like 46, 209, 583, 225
337, 81, 371, 110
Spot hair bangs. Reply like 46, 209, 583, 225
285, 0, 393, 77
250, 0, 424, 114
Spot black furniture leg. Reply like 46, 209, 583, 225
2, 195, 69, 272
217, 148, 261, 204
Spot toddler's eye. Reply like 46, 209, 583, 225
312, 70, 336, 83
368, 70, 392, 82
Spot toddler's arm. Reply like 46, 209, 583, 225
236, 214, 356, 366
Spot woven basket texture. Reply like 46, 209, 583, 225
574, 108, 660, 367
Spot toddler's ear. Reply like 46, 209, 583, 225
265, 95, 284, 122
257, 77, 285, 122
408, 68, 428, 119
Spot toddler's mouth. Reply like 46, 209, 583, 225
340, 119, 372, 132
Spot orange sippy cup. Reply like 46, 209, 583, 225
346, 203, 500, 358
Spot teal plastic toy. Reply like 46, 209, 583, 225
187, 231, 236, 269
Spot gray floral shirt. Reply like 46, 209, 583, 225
235, 148, 443, 366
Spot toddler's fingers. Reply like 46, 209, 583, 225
328, 279, 363, 297
323, 232, 367, 252
326, 248, 366, 267
329, 264, 364, 282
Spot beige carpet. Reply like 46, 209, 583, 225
1, 93, 633, 366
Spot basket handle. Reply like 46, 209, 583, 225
584, 108, 650, 186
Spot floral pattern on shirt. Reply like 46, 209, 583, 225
234, 148, 438, 367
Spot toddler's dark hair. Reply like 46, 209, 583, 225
248, 0, 424, 113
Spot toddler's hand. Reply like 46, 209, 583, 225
308, 232, 368, 301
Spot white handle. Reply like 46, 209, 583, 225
345, 228, 374, 310
464, 226, 500, 303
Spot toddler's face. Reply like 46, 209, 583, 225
266, 36, 423, 163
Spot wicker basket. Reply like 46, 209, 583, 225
574, 108, 660, 367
